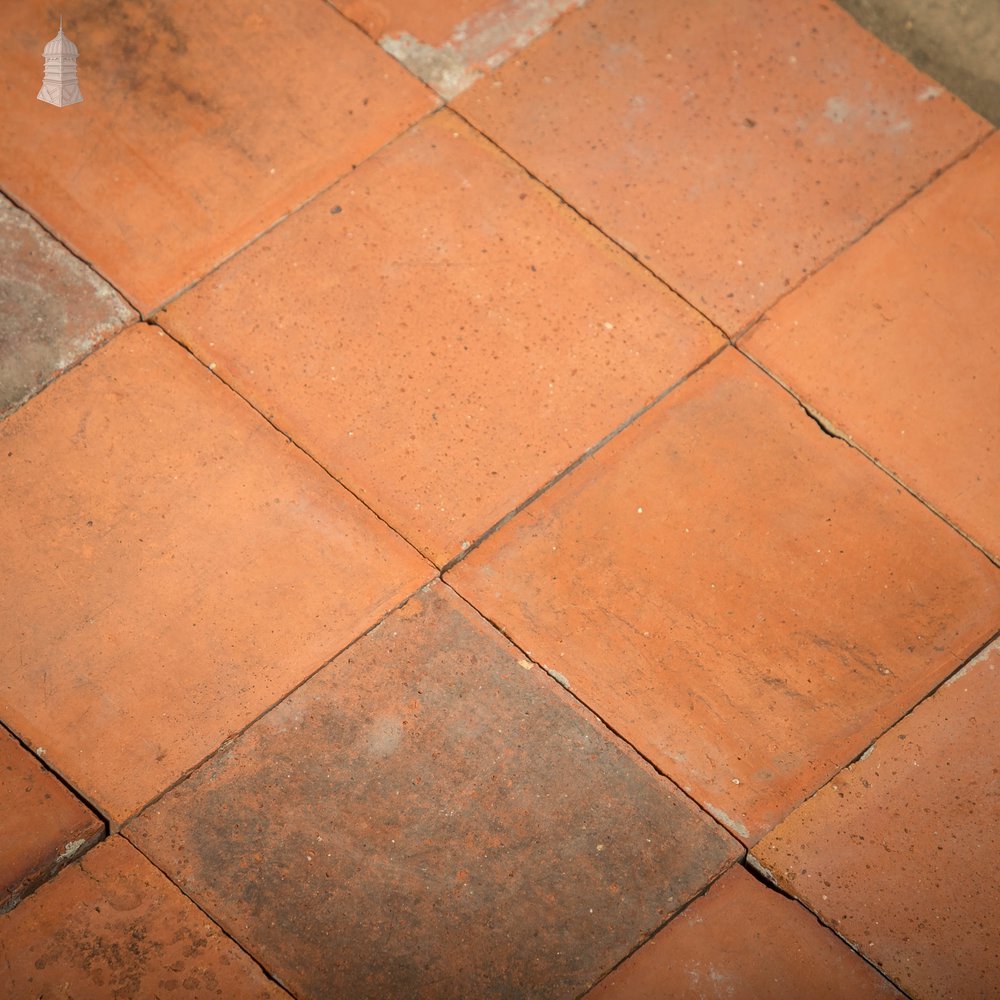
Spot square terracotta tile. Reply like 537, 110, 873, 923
127, 583, 740, 1000
0, 324, 432, 824
753, 639, 1000, 1000
0, 193, 135, 417
744, 133, 1000, 560
0, 835, 286, 997
447, 348, 1000, 843
0, 726, 104, 913
585, 865, 903, 999
453, 0, 989, 332
159, 109, 722, 566
339, 0, 584, 98
0, 0, 436, 315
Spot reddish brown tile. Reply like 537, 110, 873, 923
160, 109, 721, 566
0, 1, 436, 315
0, 835, 286, 997
0, 727, 103, 913
447, 348, 1000, 843
0, 324, 432, 824
453, 0, 989, 332
585, 865, 903, 999
744, 133, 1000, 560
753, 640, 1000, 1000
340, 0, 584, 98
127, 583, 741, 1000
0, 193, 135, 417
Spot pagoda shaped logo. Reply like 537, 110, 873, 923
38, 18, 83, 107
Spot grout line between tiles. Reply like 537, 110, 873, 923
440, 341, 731, 574
570, 862, 740, 1000
734, 125, 997, 343
112, 574, 436, 834
447, 107, 735, 342
737, 346, 1000, 569
146, 319, 434, 572
739, 858, 918, 999
120, 835, 294, 997
442, 580, 753, 850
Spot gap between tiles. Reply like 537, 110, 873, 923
731, 127, 997, 342
0, 719, 109, 908
109, 575, 435, 836
449, 107, 736, 344
118, 834, 293, 997
737, 345, 1000, 569
442, 581, 754, 852
738, 856, 915, 999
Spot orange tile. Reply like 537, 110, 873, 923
0, 727, 103, 912
160, 109, 721, 566
453, 0, 989, 333
0, 325, 432, 824
753, 640, 1000, 1000
0, 193, 135, 417
127, 582, 740, 999
744, 133, 1000, 560
340, 0, 584, 98
447, 348, 1000, 843
0, 836, 286, 997
585, 865, 902, 999
0, 1, 436, 315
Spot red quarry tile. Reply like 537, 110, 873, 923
447, 348, 1000, 843
585, 865, 903, 999
0, 193, 135, 417
452, 0, 990, 333
0, 324, 432, 825
753, 639, 1000, 1000
339, 0, 584, 99
127, 583, 741, 1000
744, 133, 1000, 560
0, 1, 436, 315
160, 109, 721, 566
0, 835, 286, 998
0, 727, 103, 913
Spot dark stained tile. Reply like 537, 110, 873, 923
127, 582, 741, 1000
0, 194, 135, 417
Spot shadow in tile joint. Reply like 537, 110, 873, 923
738, 346, 1000, 569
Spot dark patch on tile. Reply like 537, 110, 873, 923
129, 583, 739, 1000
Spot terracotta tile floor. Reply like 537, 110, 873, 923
1, 0, 997, 996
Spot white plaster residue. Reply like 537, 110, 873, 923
917, 85, 944, 102
380, 0, 588, 100
824, 95, 851, 123
944, 639, 998, 687
702, 802, 750, 839
59, 839, 87, 862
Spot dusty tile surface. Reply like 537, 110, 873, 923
453, 0, 989, 332
585, 865, 902, 999
0, 324, 432, 824
0, 193, 135, 417
0, 727, 103, 913
340, 0, 584, 98
127, 583, 740, 1000
160, 109, 721, 566
744, 133, 1000, 559
753, 640, 1000, 1000
448, 348, 1000, 843
0, 1, 435, 314
0, 835, 286, 998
